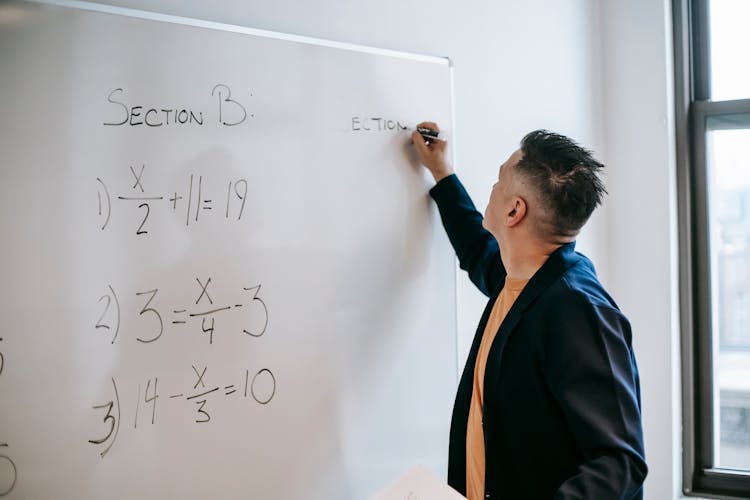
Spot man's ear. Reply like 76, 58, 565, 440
506, 197, 527, 227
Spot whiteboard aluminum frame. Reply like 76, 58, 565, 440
27, 0, 453, 66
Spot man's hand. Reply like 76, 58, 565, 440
411, 121, 454, 183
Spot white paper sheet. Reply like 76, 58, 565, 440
369, 465, 466, 500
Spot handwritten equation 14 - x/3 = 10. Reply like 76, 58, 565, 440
88, 367, 276, 458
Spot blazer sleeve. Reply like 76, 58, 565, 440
429, 174, 505, 297
543, 292, 648, 499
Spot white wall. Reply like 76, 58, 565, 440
82, 0, 686, 498
598, 1, 684, 499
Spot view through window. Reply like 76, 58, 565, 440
707, 121, 750, 471
707, 0, 750, 474
677, 0, 750, 494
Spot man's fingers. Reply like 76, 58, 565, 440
412, 130, 430, 152
416, 121, 439, 133
411, 121, 452, 182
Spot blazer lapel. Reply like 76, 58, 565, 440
483, 242, 581, 389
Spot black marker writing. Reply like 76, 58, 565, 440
192, 365, 207, 389
195, 277, 213, 305
187, 385, 219, 423
97, 277, 268, 346
95, 284, 121, 344
250, 368, 276, 405
351, 116, 408, 133
194, 399, 211, 423
98, 166, 249, 235
87, 365, 276, 454
201, 317, 215, 344
103, 88, 128, 126
135, 289, 163, 343
103, 88, 204, 127
226, 179, 248, 220
144, 378, 159, 425
103, 84, 253, 128
243, 284, 268, 338
88, 378, 121, 458
131, 164, 145, 192
211, 84, 249, 126
0, 443, 17, 497
134, 378, 159, 428
96, 177, 111, 231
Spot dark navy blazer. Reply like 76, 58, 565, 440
430, 175, 647, 500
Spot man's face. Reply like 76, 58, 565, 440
483, 149, 524, 240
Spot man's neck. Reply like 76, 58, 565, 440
501, 241, 565, 280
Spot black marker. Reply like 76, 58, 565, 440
417, 127, 446, 142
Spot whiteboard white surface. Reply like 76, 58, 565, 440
0, 1, 456, 499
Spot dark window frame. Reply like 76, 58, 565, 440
673, 0, 750, 497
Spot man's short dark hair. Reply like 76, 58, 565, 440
516, 130, 607, 239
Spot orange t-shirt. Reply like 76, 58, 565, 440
465, 276, 528, 500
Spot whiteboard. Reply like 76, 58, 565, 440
0, 1, 457, 499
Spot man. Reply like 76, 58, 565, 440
411, 122, 647, 499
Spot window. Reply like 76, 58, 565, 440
674, 0, 750, 497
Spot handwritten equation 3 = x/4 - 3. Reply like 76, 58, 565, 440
97, 164, 249, 234
95, 279, 268, 346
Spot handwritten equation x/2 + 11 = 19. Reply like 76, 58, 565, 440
97, 164, 249, 235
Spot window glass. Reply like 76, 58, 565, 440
709, 0, 750, 101
707, 116, 750, 469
